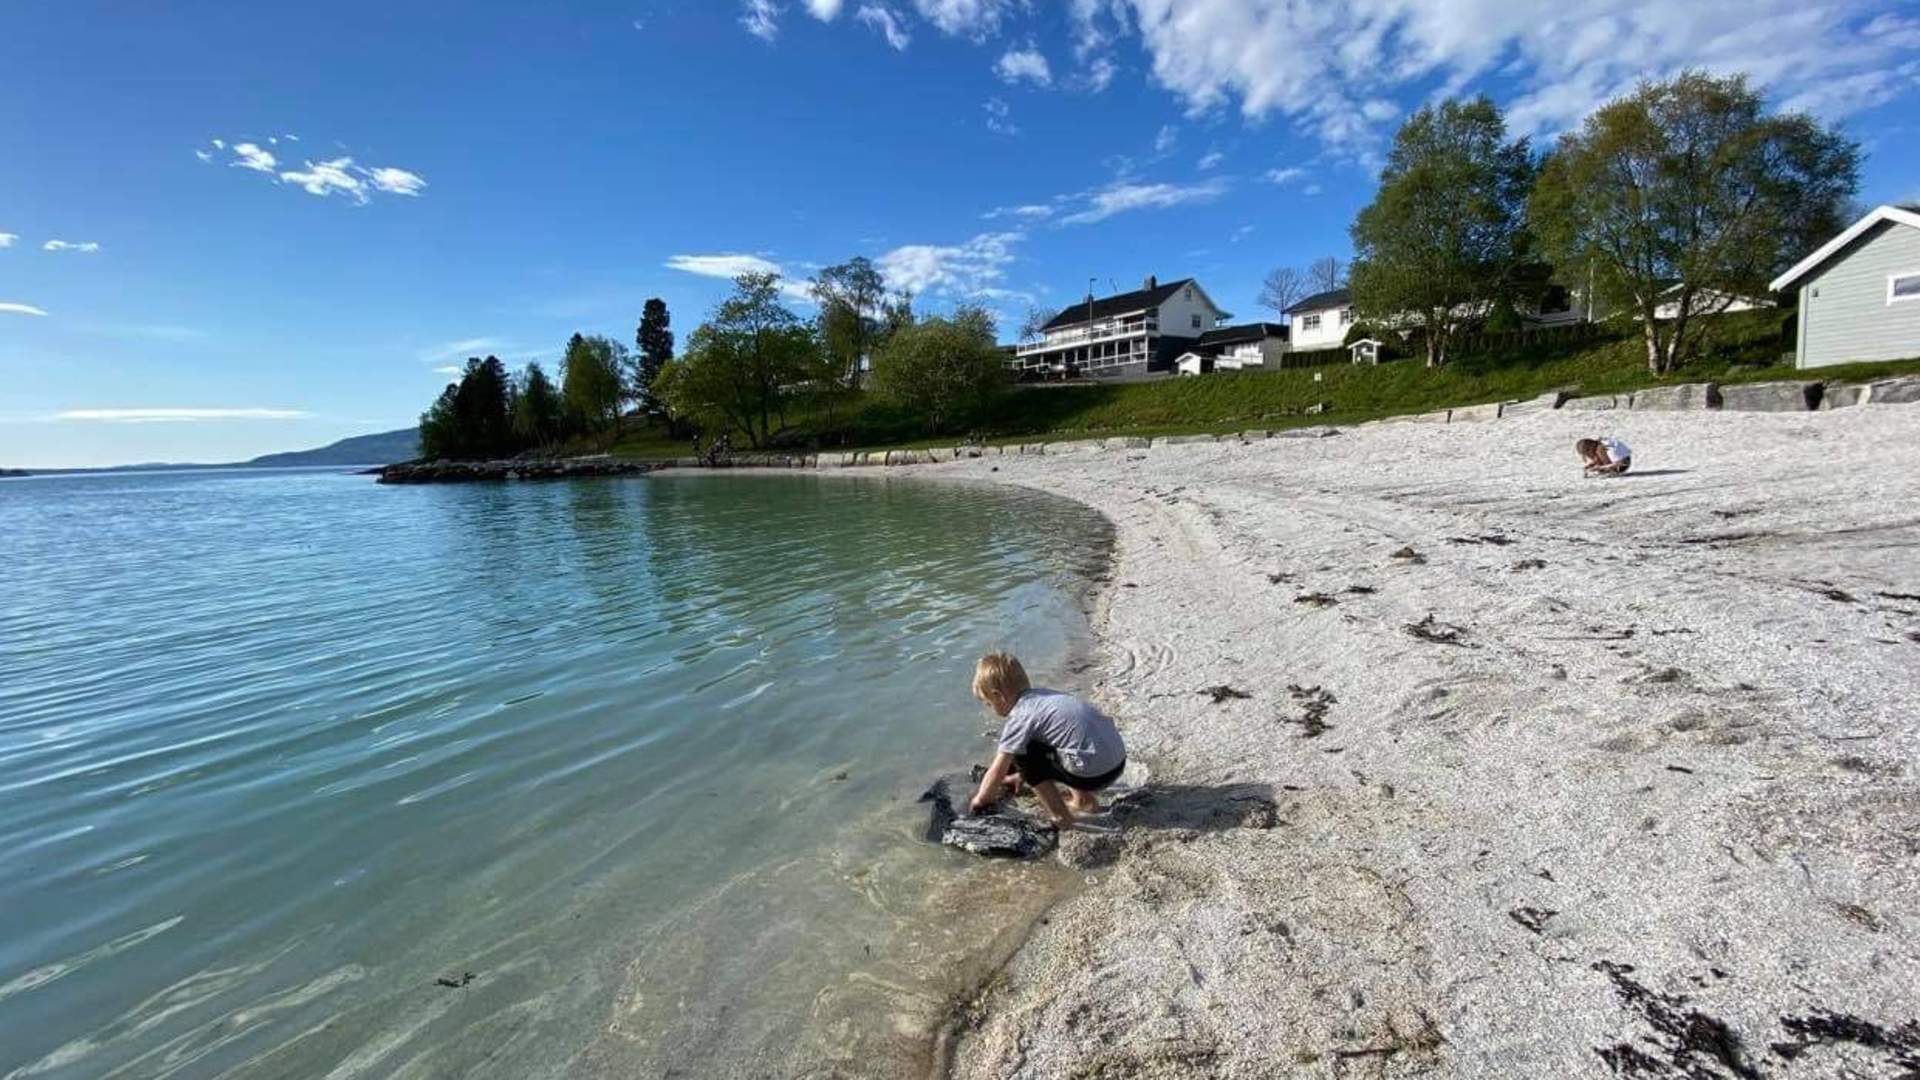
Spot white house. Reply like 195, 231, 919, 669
1012, 276, 1231, 379
1769, 204, 1920, 369
1649, 284, 1771, 321
1283, 288, 1355, 351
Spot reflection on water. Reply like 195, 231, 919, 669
0, 469, 1112, 1078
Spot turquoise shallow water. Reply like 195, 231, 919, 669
0, 468, 1112, 1078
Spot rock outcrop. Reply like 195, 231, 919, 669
376, 458, 667, 484
920, 770, 1057, 860
1718, 381, 1821, 412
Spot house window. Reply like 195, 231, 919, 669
1191, 313, 1202, 330
1184, 286, 1193, 301
1891, 272, 1920, 304
1301, 313, 1322, 331
1339, 307, 1353, 326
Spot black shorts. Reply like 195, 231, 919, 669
1013, 743, 1127, 793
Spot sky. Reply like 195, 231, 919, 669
3, 1, 1917, 468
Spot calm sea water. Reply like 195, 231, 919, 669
0, 468, 1112, 1079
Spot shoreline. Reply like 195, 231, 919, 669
927, 405, 1920, 1077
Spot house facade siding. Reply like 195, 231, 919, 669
1290, 303, 1353, 350
1795, 220, 1920, 369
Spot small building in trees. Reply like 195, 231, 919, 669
1284, 288, 1355, 350
1769, 204, 1920, 369
1012, 276, 1231, 379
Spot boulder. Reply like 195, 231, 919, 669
1103, 436, 1151, 450
1151, 434, 1216, 447
1500, 391, 1570, 417
1275, 426, 1340, 439
1561, 395, 1618, 411
1867, 375, 1920, 405
920, 772, 1056, 860
1019, 443, 1047, 455
1239, 429, 1273, 441
1718, 381, 1819, 412
1405, 409, 1452, 424
1304, 401, 1332, 415
1820, 384, 1870, 410
1449, 402, 1503, 423
1630, 383, 1720, 410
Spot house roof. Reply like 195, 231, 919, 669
1198, 322, 1288, 347
1041, 277, 1194, 331
1770, 204, 1920, 292
1284, 287, 1352, 315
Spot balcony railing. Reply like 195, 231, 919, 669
1017, 318, 1156, 355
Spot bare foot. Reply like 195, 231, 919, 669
1066, 790, 1101, 814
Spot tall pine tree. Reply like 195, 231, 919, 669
634, 298, 674, 413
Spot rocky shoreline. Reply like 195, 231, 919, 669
374, 458, 669, 484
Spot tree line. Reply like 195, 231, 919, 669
1260, 71, 1858, 374
418, 259, 1007, 460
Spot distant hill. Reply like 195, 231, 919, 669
247, 427, 420, 468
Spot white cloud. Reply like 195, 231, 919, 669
741, 0, 781, 40
1082, 56, 1117, 92
0, 301, 48, 317
856, 4, 911, 48
280, 157, 368, 203
43, 240, 101, 253
1263, 166, 1306, 185
996, 45, 1053, 87
1231, 223, 1256, 243
56, 408, 310, 423
805, 0, 844, 18
195, 149, 214, 162
433, 365, 464, 376
1197, 150, 1225, 170
1057, 178, 1229, 226
983, 97, 1019, 135
0, 233, 15, 248
1153, 124, 1178, 153
364, 166, 427, 196
911, 0, 1014, 37
982, 203, 1055, 221
230, 142, 277, 173
420, 337, 509, 364
875, 231, 1023, 300
1303, 183, 1324, 196
665, 253, 785, 280
1115, 0, 1916, 159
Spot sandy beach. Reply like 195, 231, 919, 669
933, 404, 1920, 1078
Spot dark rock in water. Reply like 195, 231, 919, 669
376, 458, 668, 484
920, 771, 1057, 859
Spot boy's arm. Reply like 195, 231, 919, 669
970, 751, 1016, 814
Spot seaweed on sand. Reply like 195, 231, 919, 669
1406, 614, 1472, 647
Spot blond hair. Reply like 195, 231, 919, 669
971, 652, 1031, 703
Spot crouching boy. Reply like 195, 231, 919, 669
969, 652, 1127, 827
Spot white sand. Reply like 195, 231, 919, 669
934, 405, 1920, 1078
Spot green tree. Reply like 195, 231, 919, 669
879, 290, 916, 342
811, 257, 886, 389
870, 303, 1005, 436
562, 333, 627, 433
511, 361, 565, 449
661, 272, 818, 448
1531, 71, 1858, 374
417, 356, 517, 460
634, 298, 674, 412
418, 384, 461, 460
1349, 96, 1536, 367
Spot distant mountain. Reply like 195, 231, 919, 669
246, 427, 420, 468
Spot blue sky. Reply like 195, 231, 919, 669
3, 0, 1917, 467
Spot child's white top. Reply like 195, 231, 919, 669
996, 688, 1126, 777
1603, 436, 1632, 462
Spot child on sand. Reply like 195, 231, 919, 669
1577, 436, 1632, 476
968, 652, 1127, 827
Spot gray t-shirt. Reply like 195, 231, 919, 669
996, 688, 1126, 777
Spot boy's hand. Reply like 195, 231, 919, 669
968, 793, 995, 815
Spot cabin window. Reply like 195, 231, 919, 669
1339, 307, 1353, 325
1301, 313, 1322, 330
1191, 313, 1202, 330
1891, 271, 1920, 304
1184, 286, 1193, 301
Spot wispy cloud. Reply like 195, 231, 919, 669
996, 44, 1052, 87
983, 97, 1019, 135
665, 253, 814, 302
1058, 178, 1230, 226
0, 233, 16, 248
44, 240, 101, 253
1231, 224, 1256, 243
806, 0, 844, 17
1264, 166, 1306, 186
432, 365, 464, 376
56, 408, 310, 423
84, 323, 206, 342
1197, 150, 1224, 170
910, 0, 1015, 37
200, 138, 428, 206
741, 0, 781, 41
856, 4, 911, 49
419, 337, 510, 364
876, 230, 1024, 301
1, 301, 49, 317
982, 203, 1055, 221
1153, 124, 1178, 154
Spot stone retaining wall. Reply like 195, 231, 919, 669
659, 374, 1920, 474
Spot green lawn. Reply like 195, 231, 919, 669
610, 310, 1920, 459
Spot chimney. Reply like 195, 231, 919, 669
1144, 274, 1157, 290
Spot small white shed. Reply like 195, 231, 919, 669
1349, 338, 1384, 365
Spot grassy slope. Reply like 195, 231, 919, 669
610, 311, 1920, 459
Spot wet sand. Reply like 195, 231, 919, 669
936, 405, 1920, 1078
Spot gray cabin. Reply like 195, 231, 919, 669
1770, 204, 1920, 370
